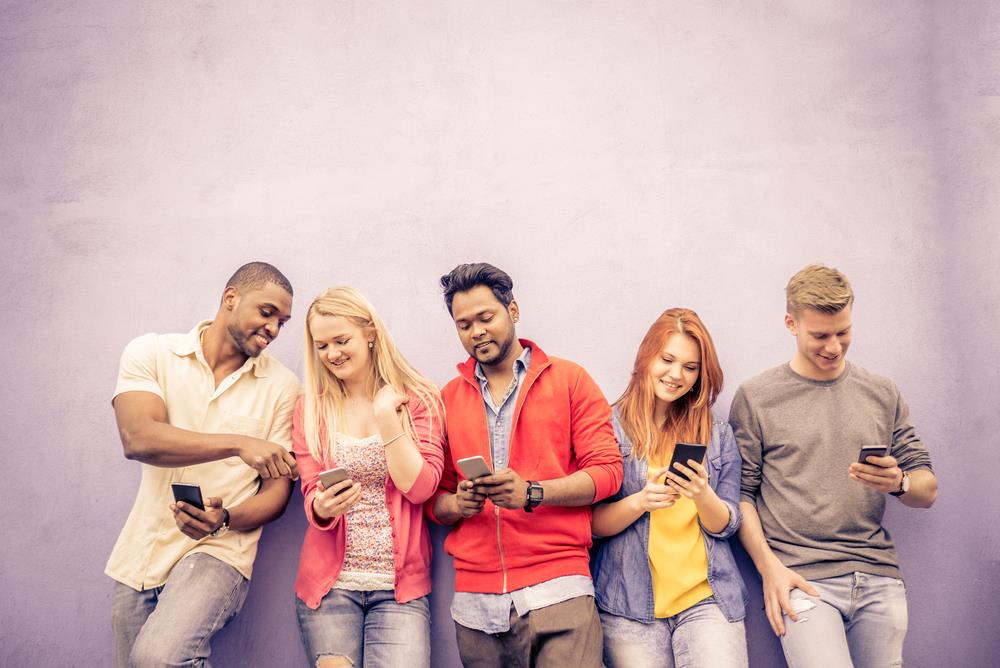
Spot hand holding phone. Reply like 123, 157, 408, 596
318, 467, 350, 493
171, 482, 205, 511
667, 442, 708, 483
457, 456, 493, 481
857, 445, 888, 465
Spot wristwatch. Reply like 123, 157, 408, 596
524, 481, 544, 513
211, 508, 231, 537
889, 471, 910, 497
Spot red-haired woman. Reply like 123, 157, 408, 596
591, 308, 748, 668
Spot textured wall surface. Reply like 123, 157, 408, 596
1, 1, 997, 666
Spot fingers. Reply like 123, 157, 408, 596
764, 589, 786, 636
793, 576, 821, 597
648, 465, 671, 482
173, 504, 215, 540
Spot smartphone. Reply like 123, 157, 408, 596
171, 482, 205, 511
858, 445, 888, 464
318, 467, 350, 492
457, 455, 493, 480
667, 442, 708, 482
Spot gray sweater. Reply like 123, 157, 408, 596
729, 362, 933, 580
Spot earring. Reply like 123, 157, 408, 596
368, 341, 374, 349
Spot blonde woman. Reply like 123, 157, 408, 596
292, 287, 444, 668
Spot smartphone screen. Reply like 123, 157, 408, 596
667, 442, 708, 482
171, 482, 205, 511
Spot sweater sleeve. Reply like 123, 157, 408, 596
890, 386, 933, 473
396, 393, 446, 504
569, 366, 623, 502
292, 396, 341, 531
729, 386, 763, 506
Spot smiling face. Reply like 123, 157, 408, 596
786, 305, 853, 381
449, 285, 520, 368
308, 313, 374, 386
224, 282, 292, 357
647, 332, 701, 413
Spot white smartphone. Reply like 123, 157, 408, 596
318, 467, 350, 492
457, 455, 493, 480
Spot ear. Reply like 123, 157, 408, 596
784, 313, 798, 336
508, 300, 520, 324
222, 286, 239, 311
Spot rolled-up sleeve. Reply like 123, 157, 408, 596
702, 423, 743, 539
397, 393, 446, 504
890, 387, 933, 473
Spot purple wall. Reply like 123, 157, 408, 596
2, 2, 997, 666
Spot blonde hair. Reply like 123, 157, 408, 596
785, 264, 854, 317
615, 308, 722, 462
302, 286, 442, 464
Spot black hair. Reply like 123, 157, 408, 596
440, 262, 514, 313
225, 262, 293, 296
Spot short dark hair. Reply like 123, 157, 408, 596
440, 262, 514, 313
225, 262, 293, 296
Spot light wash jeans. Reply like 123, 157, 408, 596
295, 588, 430, 668
600, 597, 748, 668
111, 552, 250, 668
781, 572, 908, 668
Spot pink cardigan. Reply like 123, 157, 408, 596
292, 393, 445, 608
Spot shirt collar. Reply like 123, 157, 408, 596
168, 320, 268, 378
474, 345, 531, 383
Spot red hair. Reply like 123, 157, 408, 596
615, 308, 723, 461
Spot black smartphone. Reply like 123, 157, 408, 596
667, 442, 708, 482
171, 482, 205, 511
858, 445, 888, 464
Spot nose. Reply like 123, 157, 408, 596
264, 319, 279, 338
825, 339, 842, 355
470, 322, 486, 339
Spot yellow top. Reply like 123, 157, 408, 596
647, 455, 713, 617
105, 321, 300, 591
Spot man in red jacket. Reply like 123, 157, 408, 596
430, 262, 623, 668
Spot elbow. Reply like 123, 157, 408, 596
919, 481, 938, 508
119, 426, 148, 461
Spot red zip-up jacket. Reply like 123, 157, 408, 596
429, 339, 623, 594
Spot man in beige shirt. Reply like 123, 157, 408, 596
108, 262, 301, 668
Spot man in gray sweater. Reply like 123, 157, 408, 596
730, 264, 937, 668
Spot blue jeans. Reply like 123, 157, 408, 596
111, 553, 250, 668
295, 588, 430, 668
600, 597, 748, 668
781, 572, 908, 668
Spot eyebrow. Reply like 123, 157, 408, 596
456, 308, 494, 321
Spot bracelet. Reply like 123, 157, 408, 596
383, 431, 406, 447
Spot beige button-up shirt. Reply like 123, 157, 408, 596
106, 321, 301, 591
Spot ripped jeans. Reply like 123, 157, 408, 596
295, 588, 430, 667
781, 572, 908, 668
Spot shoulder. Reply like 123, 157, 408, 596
258, 354, 302, 393
845, 363, 898, 395
733, 364, 793, 400
121, 331, 166, 355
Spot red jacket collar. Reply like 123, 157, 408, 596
455, 338, 549, 383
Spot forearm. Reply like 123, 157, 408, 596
377, 412, 425, 493
738, 500, 780, 574
898, 469, 937, 508
431, 493, 463, 526
121, 420, 242, 466
591, 494, 644, 537
539, 470, 596, 507
228, 478, 293, 531
694, 493, 731, 534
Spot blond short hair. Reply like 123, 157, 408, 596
785, 264, 854, 316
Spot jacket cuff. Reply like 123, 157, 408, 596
702, 498, 741, 539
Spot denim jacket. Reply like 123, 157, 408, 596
592, 413, 748, 623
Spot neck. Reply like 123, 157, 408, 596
652, 399, 669, 428
479, 339, 525, 382
342, 371, 374, 401
201, 319, 247, 372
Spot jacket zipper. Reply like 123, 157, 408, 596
459, 355, 552, 596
